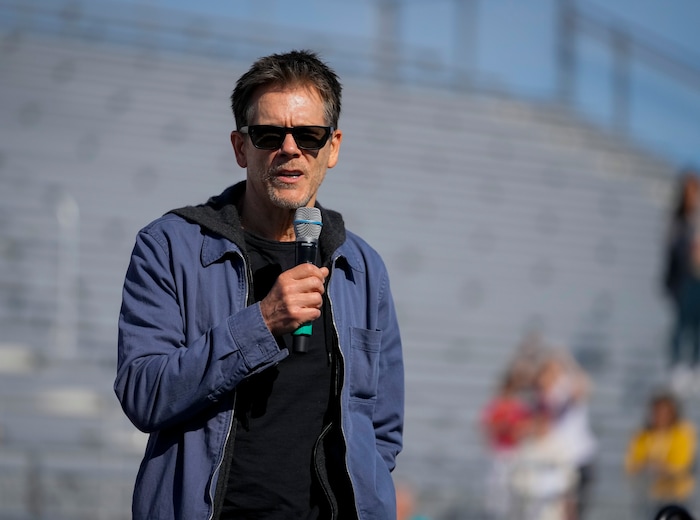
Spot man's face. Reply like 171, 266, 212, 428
231, 84, 342, 211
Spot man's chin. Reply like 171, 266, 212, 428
267, 186, 310, 210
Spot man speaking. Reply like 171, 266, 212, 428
114, 49, 405, 519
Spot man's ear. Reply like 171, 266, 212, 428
327, 129, 342, 169
231, 130, 247, 168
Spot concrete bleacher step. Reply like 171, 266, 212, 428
0, 446, 141, 520
0, 361, 145, 454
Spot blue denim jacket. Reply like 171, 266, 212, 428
114, 183, 404, 519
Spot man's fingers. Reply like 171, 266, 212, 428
287, 263, 328, 283
260, 264, 328, 336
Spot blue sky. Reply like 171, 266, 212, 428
83, 0, 700, 167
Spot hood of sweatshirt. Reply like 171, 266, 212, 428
167, 180, 347, 267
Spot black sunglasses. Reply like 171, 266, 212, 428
239, 125, 334, 151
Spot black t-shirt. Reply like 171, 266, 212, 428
221, 231, 332, 519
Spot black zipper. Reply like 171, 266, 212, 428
210, 251, 253, 520
323, 259, 359, 520
313, 422, 339, 519
210, 394, 237, 520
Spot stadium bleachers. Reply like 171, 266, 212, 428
0, 14, 696, 520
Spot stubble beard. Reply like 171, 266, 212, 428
263, 170, 312, 210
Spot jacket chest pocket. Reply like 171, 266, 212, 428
348, 327, 382, 401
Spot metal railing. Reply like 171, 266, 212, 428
1, 0, 698, 166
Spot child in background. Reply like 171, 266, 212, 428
480, 370, 531, 519
625, 391, 696, 518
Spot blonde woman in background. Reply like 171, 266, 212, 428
533, 348, 597, 520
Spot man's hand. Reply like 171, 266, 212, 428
260, 264, 329, 336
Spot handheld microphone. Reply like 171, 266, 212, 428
292, 206, 323, 354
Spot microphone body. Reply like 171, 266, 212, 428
292, 207, 323, 353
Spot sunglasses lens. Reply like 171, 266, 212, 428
249, 127, 285, 150
293, 127, 330, 149
247, 126, 331, 150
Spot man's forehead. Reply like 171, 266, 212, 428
249, 83, 325, 121
251, 82, 322, 103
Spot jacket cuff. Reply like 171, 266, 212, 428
227, 303, 286, 371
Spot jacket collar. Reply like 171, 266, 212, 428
168, 181, 351, 269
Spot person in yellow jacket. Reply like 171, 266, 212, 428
625, 391, 696, 516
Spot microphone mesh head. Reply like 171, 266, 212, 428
294, 207, 323, 240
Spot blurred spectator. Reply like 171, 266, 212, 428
625, 391, 697, 518
396, 481, 416, 520
663, 168, 700, 394
481, 337, 597, 519
479, 370, 532, 518
509, 407, 579, 520
509, 331, 548, 398
395, 481, 431, 520
533, 349, 597, 520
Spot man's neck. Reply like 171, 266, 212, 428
239, 197, 296, 242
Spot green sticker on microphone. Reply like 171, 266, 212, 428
293, 323, 313, 336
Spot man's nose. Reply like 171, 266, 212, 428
279, 132, 300, 155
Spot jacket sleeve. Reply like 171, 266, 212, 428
373, 269, 404, 471
114, 226, 286, 433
